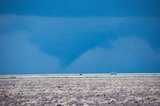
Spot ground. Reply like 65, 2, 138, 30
0, 74, 160, 106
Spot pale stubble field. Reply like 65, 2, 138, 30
0, 74, 160, 106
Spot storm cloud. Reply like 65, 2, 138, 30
0, 15, 160, 73
65, 37, 160, 73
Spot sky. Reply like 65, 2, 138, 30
0, 0, 160, 74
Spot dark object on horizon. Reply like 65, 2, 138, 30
10, 76, 16, 79
79, 73, 83, 75
111, 72, 117, 75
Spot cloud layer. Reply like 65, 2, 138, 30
0, 32, 60, 74
0, 15, 160, 73
1, 0, 160, 16
65, 37, 160, 73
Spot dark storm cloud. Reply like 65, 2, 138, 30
0, 32, 60, 74
0, 15, 160, 73
0, 0, 160, 17
65, 37, 160, 73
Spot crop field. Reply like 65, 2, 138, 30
0, 74, 160, 106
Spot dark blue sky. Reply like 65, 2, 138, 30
0, 0, 160, 74
1, 0, 160, 17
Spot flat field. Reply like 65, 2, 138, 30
0, 74, 160, 106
